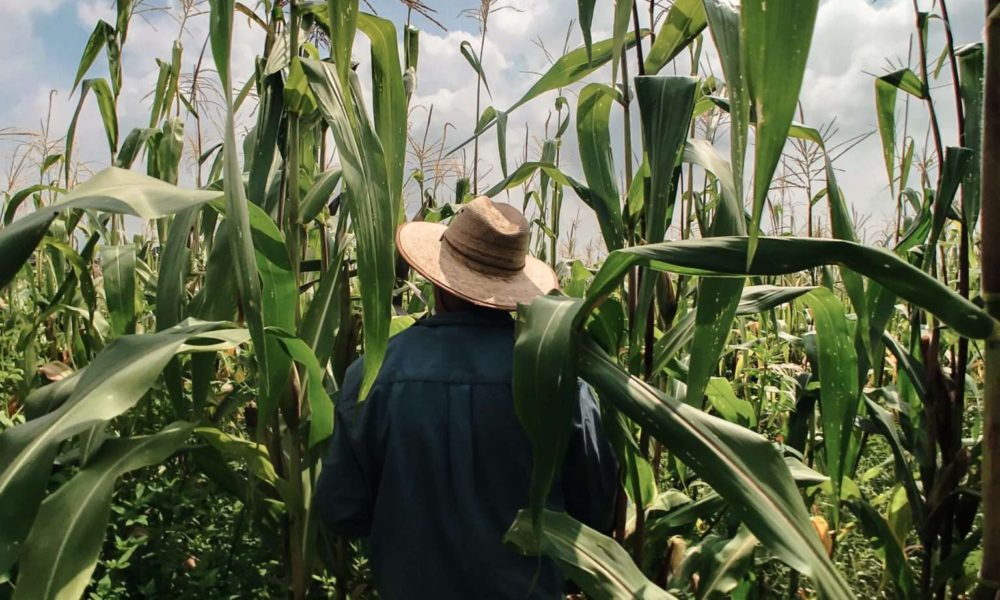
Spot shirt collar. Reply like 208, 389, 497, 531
418, 307, 515, 328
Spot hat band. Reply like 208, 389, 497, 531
441, 234, 524, 278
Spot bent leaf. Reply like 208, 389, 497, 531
13, 422, 195, 600
0, 320, 248, 572
580, 343, 853, 599
505, 509, 675, 599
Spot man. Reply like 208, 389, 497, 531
316, 197, 619, 598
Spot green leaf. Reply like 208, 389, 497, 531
579, 343, 853, 598
245, 202, 297, 418
611, 0, 633, 88
603, 405, 657, 509
873, 68, 926, 193
635, 76, 698, 244
875, 79, 900, 193
449, 31, 646, 154
879, 68, 927, 99
155, 208, 199, 332
359, 13, 406, 224
66, 78, 119, 182
956, 44, 983, 229
680, 526, 757, 599
300, 254, 348, 370
584, 237, 997, 341
300, 168, 343, 223
210, 0, 272, 428
72, 21, 114, 93
195, 427, 284, 492
927, 146, 975, 256
505, 509, 675, 599
0, 168, 219, 291
705, 377, 756, 427
404, 24, 419, 71
248, 74, 284, 210
576, 84, 623, 250
681, 139, 746, 407
643, 0, 708, 75
0, 320, 248, 572
704, 0, 749, 196
864, 392, 923, 524
329, 0, 359, 88
268, 328, 335, 446
736, 285, 814, 313
513, 294, 583, 533
302, 59, 394, 398
101, 244, 137, 337
3, 184, 65, 225
847, 500, 919, 600
459, 41, 491, 98
801, 287, 859, 522
577, 0, 597, 61
742, 0, 819, 264
12, 422, 195, 600
115, 127, 159, 169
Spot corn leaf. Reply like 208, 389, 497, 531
742, 0, 819, 264
704, 0, 749, 196
303, 58, 394, 398
359, 13, 406, 223
681, 139, 746, 406
513, 294, 583, 533
209, 0, 271, 424
12, 422, 195, 600
874, 69, 927, 194
267, 329, 335, 447
927, 146, 975, 255
801, 287, 859, 524
0, 320, 248, 573
577, 0, 597, 61
644, 0, 708, 75
72, 21, 114, 93
579, 342, 853, 599
450, 31, 646, 154
328, 0, 359, 88
459, 41, 491, 98
611, 0, 632, 88
847, 500, 919, 600
635, 76, 698, 245
66, 78, 119, 182
584, 237, 997, 341
957, 43, 984, 229
505, 509, 675, 600
680, 526, 758, 599
300, 168, 343, 223
577, 84, 623, 250
101, 244, 137, 337
0, 168, 219, 291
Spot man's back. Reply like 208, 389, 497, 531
316, 308, 618, 599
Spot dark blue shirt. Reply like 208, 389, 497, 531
315, 308, 619, 599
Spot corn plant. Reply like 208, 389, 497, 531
0, 0, 997, 598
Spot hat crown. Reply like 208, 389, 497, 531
442, 197, 530, 273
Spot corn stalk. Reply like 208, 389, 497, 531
975, 2, 1000, 598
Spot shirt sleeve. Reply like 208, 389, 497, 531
315, 359, 376, 538
561, 380, 620, 534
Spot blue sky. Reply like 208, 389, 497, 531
0, 0, 987, 252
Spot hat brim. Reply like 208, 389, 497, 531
396, 221, 559, 311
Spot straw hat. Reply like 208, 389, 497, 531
396, 196, 559, 311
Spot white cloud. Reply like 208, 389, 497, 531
1, 0, 985, 247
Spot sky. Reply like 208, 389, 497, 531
0, 0, 987, 252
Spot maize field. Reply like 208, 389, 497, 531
0, 0, 998, 598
